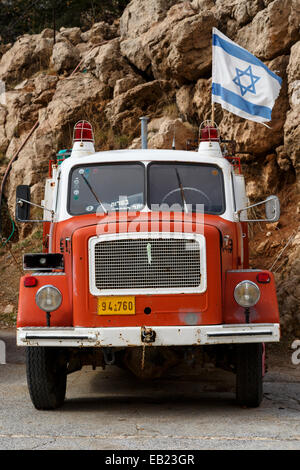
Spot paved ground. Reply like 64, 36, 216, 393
0, 329, 300, 450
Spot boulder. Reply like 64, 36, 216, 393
32, 74, 59, 107
214, 0, 265, 35
81, 21, 118, 44
6, 73, 110, 212
120, 0, 182, 39
59, 27, 82, 46
120, 37, 152, 74
50, 40, 80, 73
38, 73, 109, 131
94, 39, 134, 88
235, 0, 300, 60
233, 0, 264, 26
120, 2, 216, 84
149, 117, 197, 150
113, 75, 145, 98
84, 39, 135, 89
0, 34, 53, 85
0, 106, 8, 154
2, 86, 38, 142
105, 80, 171, 129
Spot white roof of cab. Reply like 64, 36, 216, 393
61, 148, 232, 172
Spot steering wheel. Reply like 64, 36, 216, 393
161, 187, 212, 210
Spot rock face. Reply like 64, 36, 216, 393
0, 33, 53, 85
284, 40, 300, 183
130, 117, 196, 150
120, 2, 216, 83
235, 0, 299, 60
0, 0, 299, 334
50, 40, 80, 73
120, 0, 181, 39
105, 80, 172, 130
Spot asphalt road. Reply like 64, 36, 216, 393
0, 329, 300, 451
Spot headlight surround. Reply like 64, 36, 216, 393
234, 280, 260, 308
35, 285, 62, 312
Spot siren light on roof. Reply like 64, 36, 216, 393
73, 121, 94, 143
199, 120, 220, 142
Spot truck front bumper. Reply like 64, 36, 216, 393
17, 323, 280, 347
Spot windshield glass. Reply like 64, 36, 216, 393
68, 163, 145, 215
148, 162, 225, 214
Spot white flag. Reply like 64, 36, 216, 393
212, 27, 282, 124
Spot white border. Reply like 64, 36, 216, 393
88, 232, 207, 296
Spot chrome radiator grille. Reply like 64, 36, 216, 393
91, 236, 202, 292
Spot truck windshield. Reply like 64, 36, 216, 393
68, 163, 145, 214
148, 162, 225, 214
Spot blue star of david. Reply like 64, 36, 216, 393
232, 65, 260, 97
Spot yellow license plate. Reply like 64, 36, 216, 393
97, 296, 135, 315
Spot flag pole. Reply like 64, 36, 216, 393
211, 101, 215, 126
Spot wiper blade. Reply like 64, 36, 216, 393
175, 168, 189, 213
80, 173, 107, 214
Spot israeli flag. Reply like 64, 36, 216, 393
212, 28, 282, 124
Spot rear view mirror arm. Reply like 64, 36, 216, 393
16, 198, 54, 222
234, 196, 280, 222
235, 198, 270, 215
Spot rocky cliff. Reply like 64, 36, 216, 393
0, 0, 299, 333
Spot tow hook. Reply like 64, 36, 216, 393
141, 327, 156, 344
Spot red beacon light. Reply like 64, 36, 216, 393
199, 122, 220, 142
73, 121, 94, 143
198, 121, 223, 158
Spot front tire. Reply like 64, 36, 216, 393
26, 347, 67, 410
236, 343, 263, 407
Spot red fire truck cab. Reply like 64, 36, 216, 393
16, 121, 280, 409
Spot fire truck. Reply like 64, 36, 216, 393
15, 120, 280, 409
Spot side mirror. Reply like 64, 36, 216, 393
265, 196, 280, 222
16, 185, 31, 222
236, 195, 280, 223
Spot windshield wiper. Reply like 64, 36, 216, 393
175, 168, 189, 213
80, 173, 108, 214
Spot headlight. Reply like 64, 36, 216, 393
234, 280, 260, 307
35, 285, 62, 312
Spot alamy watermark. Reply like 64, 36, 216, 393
0, 80, 6, 106
291, 340, 300, 365
95, 202, 205, 238
0, 340, 6, 364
